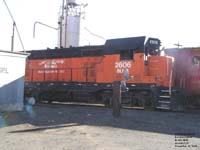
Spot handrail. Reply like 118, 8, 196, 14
27, 67, 96, 82
169, 68, 173, 96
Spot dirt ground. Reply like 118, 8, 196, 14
0, 103, 200, 150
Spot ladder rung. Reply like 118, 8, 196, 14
159, 95, 171, 98
156, 106, 170, 110
161, 90, 170, 92
158, 100, 171, 104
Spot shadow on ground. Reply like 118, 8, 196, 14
1, 103, 200, 138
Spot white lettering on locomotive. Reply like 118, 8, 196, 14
39, 60, 64, 69
149, 40, 159, 45
115, 61, 132, 74
38, 60, 64, 74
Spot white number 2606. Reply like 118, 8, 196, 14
115, 61, 131, 69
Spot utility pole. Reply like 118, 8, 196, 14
3, 0, 25, 52
11, 22, 16, 51
64, 0, 69, 48
59, 0, 65, 48
174, 42, 183, 48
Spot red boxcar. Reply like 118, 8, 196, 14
165, 48, 200, 106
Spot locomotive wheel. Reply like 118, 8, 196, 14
94, 93, 103, 103
38, 92, 55, 103
130, 91, 153, 109
47, 100, 53, 104
100, 93, 112, 107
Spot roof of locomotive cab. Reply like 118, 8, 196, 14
26, 36, 147, 60
104, 36, 145, 54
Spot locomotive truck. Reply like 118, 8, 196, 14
24, 36, 184, 111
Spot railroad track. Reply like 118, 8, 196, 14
36, 101, 145, 110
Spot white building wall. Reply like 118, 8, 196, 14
0, 51, 28, 111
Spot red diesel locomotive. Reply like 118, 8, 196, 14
25, 36, 186, 111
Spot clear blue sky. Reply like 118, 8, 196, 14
1, 0, 200, 51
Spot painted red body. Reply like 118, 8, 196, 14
25, 53, 173, 87
165, 48, 200, 95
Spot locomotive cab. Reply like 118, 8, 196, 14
103, 37, 171, 87
100, 37, 175, 110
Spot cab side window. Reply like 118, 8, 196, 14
192, 56, 200, 66
120, 50, 133, 60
